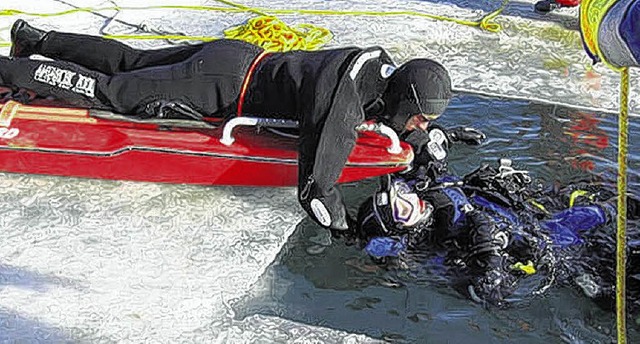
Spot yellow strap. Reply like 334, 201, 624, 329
528, 199, 550, 214
568, 189, 595, 207
512, 261, 536, 275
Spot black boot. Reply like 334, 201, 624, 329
534, 0, 561, 14
10, 19, 47, 58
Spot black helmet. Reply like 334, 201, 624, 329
381, 59, 453, 132
356, 176, 434, 239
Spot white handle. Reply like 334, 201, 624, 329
356, 122, 402, 154
220, 117, 299, 146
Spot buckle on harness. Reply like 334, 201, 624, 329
497, 158, 531, 184
144, 100, 206, 121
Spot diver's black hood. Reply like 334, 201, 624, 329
380, 59, 453, 132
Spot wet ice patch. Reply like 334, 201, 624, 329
0, 172, 304, 342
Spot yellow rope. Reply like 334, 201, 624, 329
0, 7, 121, 17
0, 3, 509, 32
202, 0, 269, 16
2, 6, 631, 340
101, 34, 216, 42
223, 16, 332, 52
617, 67, 629, 344
580, 3, 632, 341
0, 1, 510, 51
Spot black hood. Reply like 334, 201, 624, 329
380, 59, 452, 132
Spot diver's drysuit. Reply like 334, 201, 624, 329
356, 125, 640, 308
2, 20, 456, 232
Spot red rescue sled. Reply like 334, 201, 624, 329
0, 99, 413, 187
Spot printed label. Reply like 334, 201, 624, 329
310, 198, 332, 227
34, 64, 96, 98
380, 64, 396, 78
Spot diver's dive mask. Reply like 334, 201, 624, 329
369, 177, 434, 235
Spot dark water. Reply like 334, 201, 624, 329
232, 93, 640, 343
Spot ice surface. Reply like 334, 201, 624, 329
0, 0, 636, 342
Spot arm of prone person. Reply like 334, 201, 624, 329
401, 127, 450, 183
298, 73, 364, 231
403, 123, 487, 149
402, 124, 486, 178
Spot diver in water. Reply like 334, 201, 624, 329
354, 124, 640, 309
0, 19, 487, 233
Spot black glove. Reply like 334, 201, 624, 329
299, 176, 351, 231
402, 129, 450, 184
468, 268, 516, 307
402, 129, 432, 156
447, 127, 486, 146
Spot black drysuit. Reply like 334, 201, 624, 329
0, 32, 397, 229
